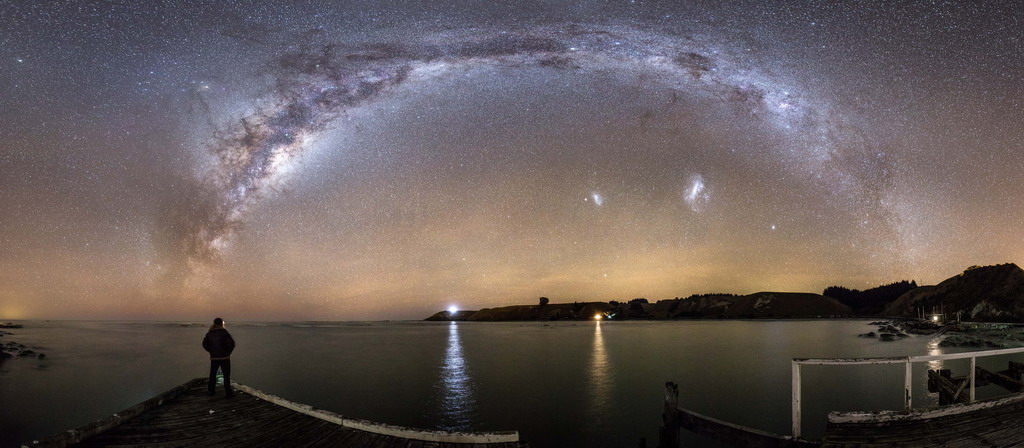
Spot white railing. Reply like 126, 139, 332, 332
790, 346, 1024, 438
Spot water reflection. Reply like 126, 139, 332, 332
439, 321, 474, 430
927, 338, 944, 371
590, 321, 612, 419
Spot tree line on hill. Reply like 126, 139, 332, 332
822, 280, 917, 315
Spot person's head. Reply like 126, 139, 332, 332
213, 317, 224, 326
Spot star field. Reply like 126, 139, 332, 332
1, 1, 1022, 320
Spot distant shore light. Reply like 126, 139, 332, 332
448, 306, 458, 314
594, 314, 602, 320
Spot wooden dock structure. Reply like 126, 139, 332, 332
23, 378, 526, 448
661, 346, 1024, 447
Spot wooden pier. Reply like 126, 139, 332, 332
661, 346, 1024, 447
23, 378, 526, 448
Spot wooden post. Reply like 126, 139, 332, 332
659, 381, 679, 448
1010, 361, 1024, 381
792, 361, 801, 438
904, 360, 913, 410
970, 357, 976, 403
928, 370, 970, 405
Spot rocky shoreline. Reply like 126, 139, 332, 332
0, 325, 47, 363
857, 320, 941, 341
858, 319, 1024, 349
934, 322, 1024, 349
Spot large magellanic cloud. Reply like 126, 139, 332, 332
163, 23, 880, 276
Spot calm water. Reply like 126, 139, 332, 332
0, 320, 999, 447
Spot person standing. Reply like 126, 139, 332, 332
202, 317, 236, 397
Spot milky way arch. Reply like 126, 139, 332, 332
165, 23, 876, 275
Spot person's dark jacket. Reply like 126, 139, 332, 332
202, 325, 235, 360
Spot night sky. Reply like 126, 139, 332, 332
1, 1, 1021, 321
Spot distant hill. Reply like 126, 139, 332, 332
649, 292, 851, 319
822, 280, 918, 315
425, 292, 850, 321
425, 302, 615, 322
425, 263, 1024, 322
881, 263, 1024, 321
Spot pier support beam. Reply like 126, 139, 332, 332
1009, 361, 1024, 381
975, 366, 1024, 392
928, 370, 970, 405
659, 381, 679, 448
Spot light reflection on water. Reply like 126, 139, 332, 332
589, 321, 612, 421
439, 321, 475, 430
1, 320, 941, 448
927, 338, 944, 371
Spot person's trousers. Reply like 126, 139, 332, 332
208, 359, 233, 396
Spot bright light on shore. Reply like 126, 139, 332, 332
594, 314, 602, 320
448, 306, 458, 314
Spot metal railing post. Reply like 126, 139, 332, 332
970, 356, 976, 403
904, 360, 913, 409
792, 361, 801, 438
785, 347, 1024, 439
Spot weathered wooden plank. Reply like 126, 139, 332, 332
824, 419, 1002, 445
331, 425, 381, 448
83, 396, 295, 447
823, 394, 1024, 447
138, 397, 264, 423
245, 414, 332, 448
302, 425, 353, 447
30, 378, 207, 448
270, 420, 337, 446
308, 426, 359, 448
82, 390, 296, 447
381, 435, 411, 448
129, 403, 283, 432
120, 397, 274, 429
205, 410, 316, 447
929, 369, 971, 405
675, 407, 819, 447
39, 379, 525, 448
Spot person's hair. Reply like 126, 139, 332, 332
213, 317, 224, 326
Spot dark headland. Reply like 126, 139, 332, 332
426, 263, 1024, 322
